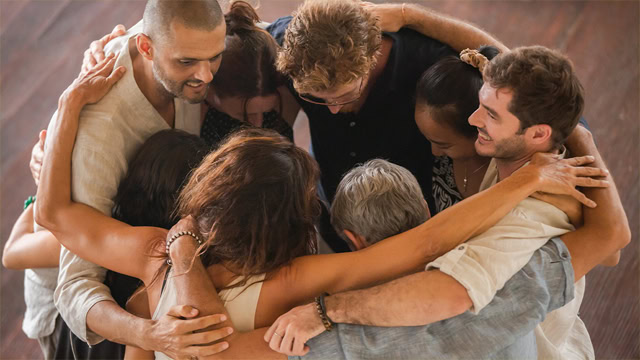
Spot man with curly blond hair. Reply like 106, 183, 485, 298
267, 0, 507, 252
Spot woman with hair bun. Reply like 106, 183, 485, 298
199, 0, 297, 148
414, 46, 500, 213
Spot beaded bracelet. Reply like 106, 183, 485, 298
165, 230, 203, 266
314, 293, 334, 331
24, 195, 36, 210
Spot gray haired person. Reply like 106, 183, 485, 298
331, 159, 430, 249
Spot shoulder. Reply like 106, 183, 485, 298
266, 16, 293, 46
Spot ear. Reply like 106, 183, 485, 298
136, 33, 154, 60
342, 229, 368, 250
525, 124, 553, 147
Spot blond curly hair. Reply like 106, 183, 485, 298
277, 0, 382, 94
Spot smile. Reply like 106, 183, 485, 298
185, 82, 205, 89
478, 131, 492, 142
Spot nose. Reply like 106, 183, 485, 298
246, 113, 264, 127
431, 144, 444, 157
194, 61, 214, 84
468, 107, 482, 127
327, 104, 342, 114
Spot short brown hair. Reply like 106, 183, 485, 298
177, 129, 321, 281
483, 46, 584, 149
143, 0, 223, 45
277, 0, 381, 93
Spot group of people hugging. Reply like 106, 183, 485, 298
3, 0, 631, 359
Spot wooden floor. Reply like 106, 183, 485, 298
1, 1, 638, 359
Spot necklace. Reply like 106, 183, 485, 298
463, 160, 490, 193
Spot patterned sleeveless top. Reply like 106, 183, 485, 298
200, 106, 293, 148
432, 156, 463, 214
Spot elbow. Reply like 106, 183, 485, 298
2, 250, 20, 270
33, 201, 57, 232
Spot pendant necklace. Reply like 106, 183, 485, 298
463, 161, 490, 193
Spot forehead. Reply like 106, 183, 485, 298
307, 79, 359, 98
162, 20, 226, 59
479, 83, 513, 109
416, 105, 464, 142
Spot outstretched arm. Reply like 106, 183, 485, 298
364, 2, 509, 52
3, 203, 60, 269
262, 153, 608, 321
562, 126, 630, 279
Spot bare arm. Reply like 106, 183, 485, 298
364, 2, 509, 53
562, 126, 630, 279
268, 152, 607, 307
2, 203, 60, 269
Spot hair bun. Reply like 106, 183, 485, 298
226, 0, 260, 33
460, 48, 489, 73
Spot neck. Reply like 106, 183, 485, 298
351, 36, 392, 113
130, 39, 175, 127
495, 147, 559, 181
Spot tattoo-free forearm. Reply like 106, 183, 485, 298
325, 270, 471, 327
403, 4, 509, 53
562, 129, 630, 280
86, 300, 154, 349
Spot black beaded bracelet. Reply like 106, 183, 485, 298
314, 293, 334, 331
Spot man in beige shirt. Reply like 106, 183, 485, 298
35, 1, 229, 358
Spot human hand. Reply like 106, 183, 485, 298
29, 130, 46, 186
81, 24, 127, 75
362, 2, 405, 32
264, 302, 325, 356
531, 192, 583, 227
521, 153, 609, 208
147, 305, 233, 360
65, 53, 125, 106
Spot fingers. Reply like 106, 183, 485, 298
183, 342, 229, 357
174, 314, 228, 334
90, 39, 106, 63
264, 322, 277, 342
82, 48, 97, 74
108, 65, 127, 85
181, 326, 234, 345
292, 336, 308, 356
268, 326, 284, 352
572, 166, 609, 178
569, 189, 596, 208
572, 177, 610, 189
564, 155, 595, 166
110, 24, 127, 39
166, 304, 199, 319
39, 129, 47, 147
279, 326, 295, 354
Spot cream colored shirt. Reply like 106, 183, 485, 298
47, 22, 201, 344
427, 155, 593, 359
153, 271, 265, 360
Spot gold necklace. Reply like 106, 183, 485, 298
463, 160, 490, 193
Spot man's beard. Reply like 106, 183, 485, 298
152, 62, 208, 104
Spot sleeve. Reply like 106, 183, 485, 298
294, 237, 575, 360
426, 204, 570, 313
265, 16, 292, 46
46, 108, 128, 344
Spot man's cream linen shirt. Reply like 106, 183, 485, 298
45, 23, 201, 344
427, 155, 594, 359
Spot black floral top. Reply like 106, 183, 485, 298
432, 156, 463, 215
200, 106, 293, 148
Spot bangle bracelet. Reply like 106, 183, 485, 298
24, 195, 36, 210
314, 293, 334, 331
165, 230, 203, 266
